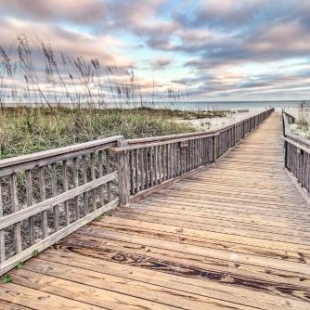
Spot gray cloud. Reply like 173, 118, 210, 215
173, 0, 299, 32
152, 57, 172, 70
179, 19, 310, 72
0, 0, 108, 25
1, 0, 310, 100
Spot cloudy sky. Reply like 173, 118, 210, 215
0, 0, 310, 102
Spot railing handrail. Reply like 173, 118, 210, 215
0, 135, 123, 169
111, 133, 218, 152
282, 111, 310, 148
127, 109, 272, 147
283, 111, 296, 122
282, 135, 310, 154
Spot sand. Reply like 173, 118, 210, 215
178, 110, 265, 131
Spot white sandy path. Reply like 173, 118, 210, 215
178, 109, 266, 131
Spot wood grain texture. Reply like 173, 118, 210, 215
0, 184, 4, 263
2, 112, 310, 310
117, 139, 130, 206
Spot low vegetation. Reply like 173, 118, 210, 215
290, 101, 310, 139
0, 36, 231, 159
0, 106, 200, 159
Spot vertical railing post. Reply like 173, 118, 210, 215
213, 134, 218, 162
0, 183, 5, 264
284, 140, 288, 169
117, 139, 130, 207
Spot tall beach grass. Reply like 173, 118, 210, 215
0, 35, 228, 159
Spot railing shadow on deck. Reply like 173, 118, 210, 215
0, 108, 273, 276
282, 110, 310, 195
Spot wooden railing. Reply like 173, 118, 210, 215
0, 136, 122, 275
283, 111, 310, 148
282, 111, 310, 193
283, 111, 296, 125
113, 109, 274, 205
0, 108, 273, 275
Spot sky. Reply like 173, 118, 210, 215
0, 0, 310, 102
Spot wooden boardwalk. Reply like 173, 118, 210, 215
1, 112, 310, 310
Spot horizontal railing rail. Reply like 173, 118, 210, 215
283, 111, 296, 125
111, 109, 274, 205
282, 111, 310, 148
0, 136, 123, 275
282, 111, 310, 194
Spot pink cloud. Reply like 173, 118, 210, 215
0, 0, 107, 25
249, 21, 310, 54
0, 18, 133, 67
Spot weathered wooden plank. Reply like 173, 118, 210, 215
61, 232, 310, 308
129, 150, 135, 194
133, 215, 310, 247
11, 173, 22, 254
154, 146, 158, 185
167, 144, 171, 179
117, 140, 130, 206
134, 149, 139, 192
106, 150, 112, 203
92, 216, 310, 262
146, 148, 150, 188
90, 153, 97, 211
162, 144, 166, 181
141, 197, 309, 223
40, 249, 310, 307
161, 188, 305, 208
61, 232, 310, 291
63, 160, 69, 226
51, 163, 59, 231
140, 149, 145, 191
73, 157, 80, 219
84, 221, 310, 276
158, 145, 163, 183
25, 170, 35, 245
21, 259, 254, 310
150, 192, 307, 213
0, 282, 104, 310
0, 183, 4, 263
0, 299, 33, 310
149, 147, 154, 186
11, 268, 180, 310
39, 166, 48, 238
82, 155, 89, 215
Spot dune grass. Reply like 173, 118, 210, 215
0, 36, 228, 159
290, 102, 310, 139
0, 106, 201, 159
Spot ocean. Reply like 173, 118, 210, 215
5, 100, 306, 111
153, 100, 305, 111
